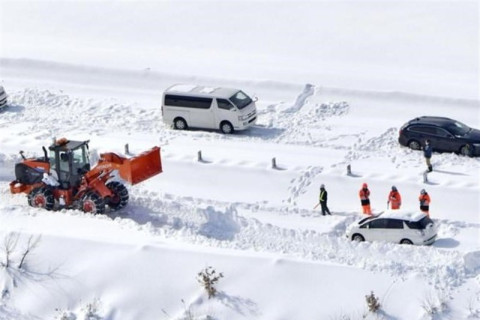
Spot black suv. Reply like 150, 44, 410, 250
399, 116, 480, 156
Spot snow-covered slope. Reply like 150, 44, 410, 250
0, 1, 479, 319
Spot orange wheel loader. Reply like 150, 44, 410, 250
10, 138, 162, 214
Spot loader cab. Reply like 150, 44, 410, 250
48, 138, 91, 189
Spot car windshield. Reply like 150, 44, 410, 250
405, 216, 433, 229
229, 91, 252, 110
446, 121, 471, 136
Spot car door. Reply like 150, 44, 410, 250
406, 125, 434, 146
432, 127, 458, 152
215, 98, 237, 127
189, 97, 214, 129
365, 218, 388, 242
384, 219, 404, 243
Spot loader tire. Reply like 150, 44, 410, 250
28, 187, 54, 211
82, 191, 106, 214
106, 181, 129, 211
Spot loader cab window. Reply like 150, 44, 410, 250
49, 150, 58, 170
71, 145, 90, 174
72, 146, 88, 167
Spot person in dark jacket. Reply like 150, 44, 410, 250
423, 139, 433, 172
319, 184, 331, 216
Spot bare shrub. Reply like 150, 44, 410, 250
197, 266, 223, 299
365, 291, 381, 313
421, 291, 449, 318
0, 233, 41, 270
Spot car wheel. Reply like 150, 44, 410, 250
174, 118, 187, 130
408, 140, 421, 150
352, 234, 365, 242
220, 121, 234, 134
400, 239, 413, 245
460, 145, 472, 157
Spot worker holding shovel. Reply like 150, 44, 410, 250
315, 184, 331, 216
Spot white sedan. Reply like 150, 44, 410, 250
346, 210, 437, 245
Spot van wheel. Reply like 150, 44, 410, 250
408, 140, 421, 150
400, 239, 413, 245
352, 234, 365, 242
220, 121, 234, 134
174, 118, 187, 130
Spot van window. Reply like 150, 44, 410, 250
165, 94, 212, 109
217, 98, 234, 110
229, 91, 252, 110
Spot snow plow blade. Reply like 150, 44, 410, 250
117, 146, 162, 185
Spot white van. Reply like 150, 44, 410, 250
162, 84, 257, 134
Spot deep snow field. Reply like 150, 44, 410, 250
0, 1, 479, 319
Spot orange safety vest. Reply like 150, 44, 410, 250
388, 190, 401, 209
419, 193, 430, 206
359, 188, 370, 200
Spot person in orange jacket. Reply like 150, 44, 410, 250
419, 189, 431, 216
359, 183, 371, 215
387, 186, 402, 210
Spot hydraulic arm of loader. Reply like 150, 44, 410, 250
92, 146, 162, 185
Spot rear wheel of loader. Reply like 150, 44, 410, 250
82, 191, 106, 214
106, 181, 129, 211
28, 187, 54, 210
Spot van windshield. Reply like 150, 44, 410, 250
230, 91, 252, 110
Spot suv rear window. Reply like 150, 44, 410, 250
405, 216, 433, 229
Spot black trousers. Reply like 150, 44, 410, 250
321, 202, 331, 215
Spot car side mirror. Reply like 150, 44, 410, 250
253, 96, 258, 102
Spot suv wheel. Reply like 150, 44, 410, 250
460, 145, 472, 157
408, 140, 421, 150
400, 239, 413, 245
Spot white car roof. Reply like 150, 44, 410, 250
165, 84, 239, 99
374, 210, 427, 222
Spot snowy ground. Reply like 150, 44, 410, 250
0, 1, 479, 319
